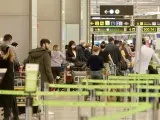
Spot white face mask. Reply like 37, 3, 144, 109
71, 45, 76, 49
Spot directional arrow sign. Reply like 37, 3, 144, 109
90, 22, 94, 25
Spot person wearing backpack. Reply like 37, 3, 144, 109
24, 39, 54, 90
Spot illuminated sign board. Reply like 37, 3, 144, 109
127, 27, 157, 32
90, 19, 130, 26
100, 5, 134, 16
135, 19, 160, 26
93, 27, 124, 32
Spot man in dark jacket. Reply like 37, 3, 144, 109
76, 40, 88, 62
106, 37, 121, 67
24, 39, 54, 90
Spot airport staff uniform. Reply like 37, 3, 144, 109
135, 45, 160, 74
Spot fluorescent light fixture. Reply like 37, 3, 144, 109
91, 17, 115, 20
146, 12, 160, 14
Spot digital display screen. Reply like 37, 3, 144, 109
135, 19, 160, 26
90, 19, 130, 26
93, 27, 124, 32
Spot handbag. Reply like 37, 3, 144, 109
120, 59, 128, 71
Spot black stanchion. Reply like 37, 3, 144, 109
91, 34, 94, 54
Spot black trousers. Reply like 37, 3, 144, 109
51, 67, 61, 83
12, 96, 19, 117
4, 107, 11, 118
4, 97, 19, 118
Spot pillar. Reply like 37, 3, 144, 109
156, 14, 160, 51
29, 0, 37, 49
82, 0, 89, 43
37, 0, 62, 49
0, 0, 30, 62
65, 0, 81, 45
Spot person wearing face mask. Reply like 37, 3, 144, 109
66, 41, 77, 63
76, 40, 88, 62
84, 43, 91, 59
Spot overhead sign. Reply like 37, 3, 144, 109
135, 19, 160, 26
127, 27, 157, 32
90, 19, 130, 26
93, 27, 124, 32
100, 5, 134, 16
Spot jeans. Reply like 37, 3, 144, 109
90, 71, 101, 79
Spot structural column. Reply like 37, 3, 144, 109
65, 0, 81, 44
156, 14, 160, 50
37, 0, 62, 48
29, 0, 37, 49
82, 0, 89, 42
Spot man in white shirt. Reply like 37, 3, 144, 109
135, 38, 160, 74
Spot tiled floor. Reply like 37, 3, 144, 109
0, 96, 158, 120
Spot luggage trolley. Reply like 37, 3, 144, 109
14, 71, 41, 120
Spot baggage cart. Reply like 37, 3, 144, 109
14, 72, 41, 120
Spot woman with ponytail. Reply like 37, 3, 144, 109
0, 44, 19, 120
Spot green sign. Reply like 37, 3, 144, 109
93, 27, 124, 32
25, 64, 39, 93
135, 19, 160, 26
90, 19, 130, 27
127, 27, 157, 32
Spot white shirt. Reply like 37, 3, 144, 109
134, 45, 160, 74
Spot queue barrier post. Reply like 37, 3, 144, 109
78, 79, 83, 120
25, 96, 33, 120
103, 80, 108, 116
131, 83, 137, 120
152, 99, 159, 120
89, 89, 96, 118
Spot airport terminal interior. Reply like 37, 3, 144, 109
1, 0, 160, 120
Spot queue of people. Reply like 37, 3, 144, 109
0, 33, 160, 119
